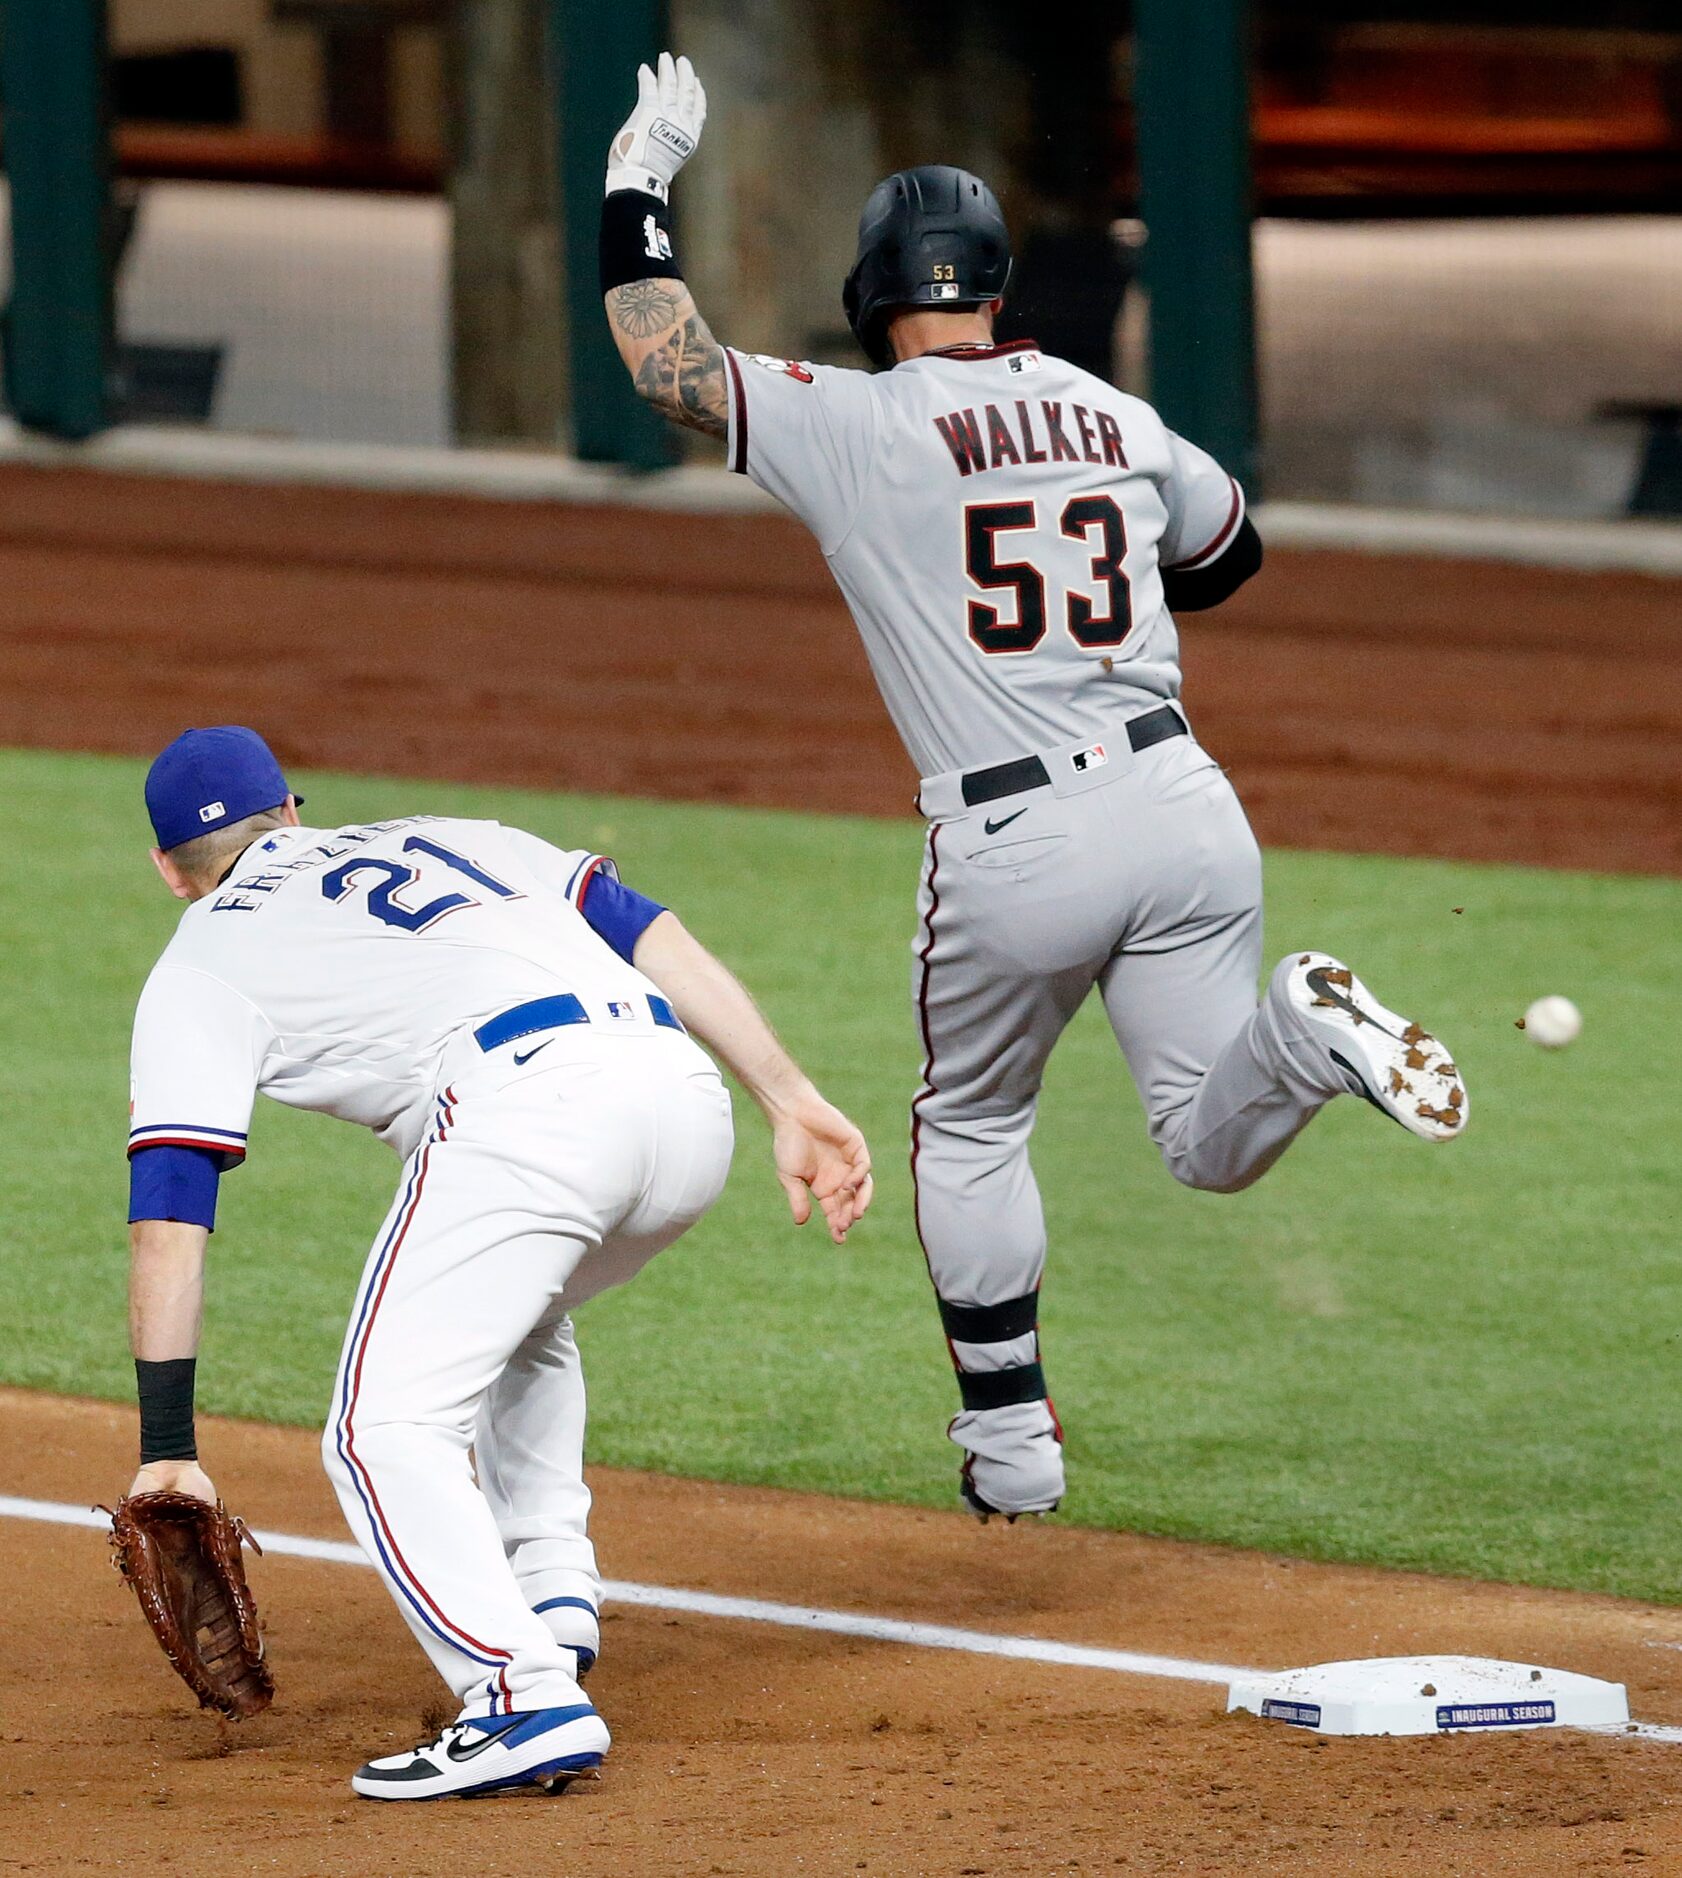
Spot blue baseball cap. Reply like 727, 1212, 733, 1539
145, 726, 301, 852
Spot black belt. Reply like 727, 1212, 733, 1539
959, 706, 1187, 808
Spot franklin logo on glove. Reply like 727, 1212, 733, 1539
603, 51, 706, 205
648, 117, 696, 161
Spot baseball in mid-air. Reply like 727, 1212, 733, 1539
1520, 995, 1582, 1049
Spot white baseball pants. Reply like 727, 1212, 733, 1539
320, 1026, 732, 1721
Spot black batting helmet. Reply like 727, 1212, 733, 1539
842, 165, 1012, 367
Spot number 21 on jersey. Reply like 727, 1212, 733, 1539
322, 834, 521, 933
963, 495, 1132, 656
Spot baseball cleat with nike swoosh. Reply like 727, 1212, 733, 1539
351, 1702, 609, 1800
1287, 952, 1468, 1142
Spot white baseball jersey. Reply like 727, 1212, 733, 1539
722, 340, 1244, 779
129, 817, 670, 1168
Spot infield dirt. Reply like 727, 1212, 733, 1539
6, 467, 1682, 1872
5, 1390, 1682, 1876
0, 463, 1677, 875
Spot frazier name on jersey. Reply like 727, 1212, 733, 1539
933, 399, 1128, 477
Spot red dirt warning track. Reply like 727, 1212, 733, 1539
0, 463, 1677, 874
6, 1391, 1682, 1876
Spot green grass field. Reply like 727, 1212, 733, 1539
3, 745, 1678, 1601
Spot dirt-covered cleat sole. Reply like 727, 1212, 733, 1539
1288, 952, 1468, 1142
351, 1703, 610, 1801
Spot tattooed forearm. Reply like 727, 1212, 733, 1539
609, 279, 681, 340
605, 277, 729, 439
631, 314, 729, 438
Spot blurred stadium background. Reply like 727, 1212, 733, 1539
2, 1, 1681, 516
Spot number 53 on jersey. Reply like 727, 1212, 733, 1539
963, 495, 1133, 656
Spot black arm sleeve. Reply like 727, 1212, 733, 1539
1161, 515, 1263, 613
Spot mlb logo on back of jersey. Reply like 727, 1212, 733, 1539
1072, 743, 1108, 774
1005, 350, 1042, 375
607, 1000, 635, 1021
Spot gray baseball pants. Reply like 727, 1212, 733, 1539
911, 719, 1352, 1472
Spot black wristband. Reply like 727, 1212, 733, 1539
136, 1356, 198, 1464
601, 188, 683, 294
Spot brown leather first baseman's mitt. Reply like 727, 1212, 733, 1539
107, 1491, 275, 1718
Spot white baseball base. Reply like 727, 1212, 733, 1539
1227, 1655, 1629, 1736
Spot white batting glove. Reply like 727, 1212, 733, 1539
605, 51, 706, 201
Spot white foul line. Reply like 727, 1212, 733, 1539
0, 1491, 1247, 1686
9, 1491, 1680, 1742
594, 1576, 1247, 1684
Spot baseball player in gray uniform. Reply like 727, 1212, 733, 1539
599, 56, 1469, 1521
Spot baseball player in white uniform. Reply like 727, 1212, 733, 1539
123, 725, 871, 1798
599, 58, 1467, 1523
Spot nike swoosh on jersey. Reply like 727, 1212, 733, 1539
983, 809, 1029, 836
512, 1040, 554, 1065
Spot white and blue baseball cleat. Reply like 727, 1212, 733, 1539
1288, 952, 1468, 1142
351, 1703, 610, 1801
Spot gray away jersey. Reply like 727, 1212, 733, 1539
723, 340, 1244, 781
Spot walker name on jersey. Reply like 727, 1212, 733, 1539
210, 816, 442, 912
933, 399, 1128, 478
